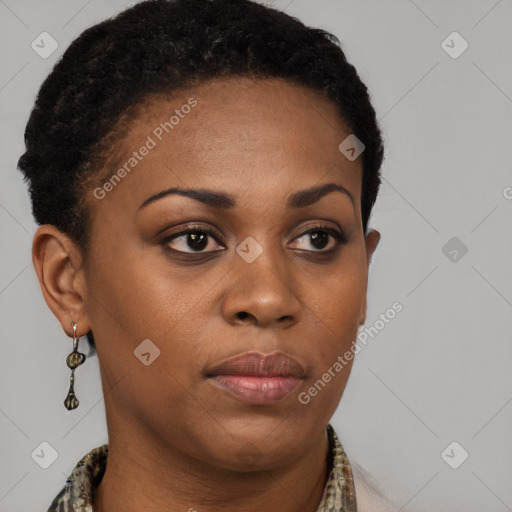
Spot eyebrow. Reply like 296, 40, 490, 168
138, 182, 355, 211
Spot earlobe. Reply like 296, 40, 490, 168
364, 228, 381, 265
32, 225, 91, 337
359, 228, 381, 326
359, 297, 367, 326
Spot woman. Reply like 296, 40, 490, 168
18, 0, 383, 510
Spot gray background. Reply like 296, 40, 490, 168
1, 0, 511, 511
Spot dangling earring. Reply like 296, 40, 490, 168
64, 322, 86, 410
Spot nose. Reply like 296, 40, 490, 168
221, 244, 302, 329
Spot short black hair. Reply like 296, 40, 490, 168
18, 0, 384, 355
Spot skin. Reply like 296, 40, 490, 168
32, 77, 380, 512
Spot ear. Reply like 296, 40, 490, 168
359, 228, 381, 326
32, 225, 91, 338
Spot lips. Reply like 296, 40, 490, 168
207, 351, 306, 379
206, 351, 306, 405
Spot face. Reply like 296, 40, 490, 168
55, 77, 380, 469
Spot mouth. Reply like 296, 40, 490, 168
206, 351, 306, 405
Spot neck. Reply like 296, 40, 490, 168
93, 410, 330, 512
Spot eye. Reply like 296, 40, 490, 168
162, 224, 225, 254
161, 223, 348, 256
290, 225, 348, 253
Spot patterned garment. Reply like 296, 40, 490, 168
47, 423, 357, 511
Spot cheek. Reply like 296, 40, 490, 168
84, 245, 205, 421
310, 258, 367, 344
297, 257, 367, 410
84, 234, 183, 331
83, 239, 210, 380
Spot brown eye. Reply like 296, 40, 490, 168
163, 225, 225, 254
291, 226, 348, 253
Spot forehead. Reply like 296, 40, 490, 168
91, 77, 362, 216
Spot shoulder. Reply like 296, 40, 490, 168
46, 444, 108, 512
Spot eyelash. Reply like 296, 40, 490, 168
161, 223, 349, 258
